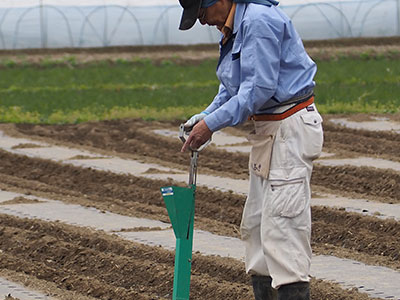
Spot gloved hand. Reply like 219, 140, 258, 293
184, 111, 209, 129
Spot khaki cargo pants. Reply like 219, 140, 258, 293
241, 103, 324, 289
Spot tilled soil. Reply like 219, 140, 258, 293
1, 37, 400, 65
0, 117, 399, 299
14, 118, 400, 202
4, 296, 19, 300
0, 214, 380, 300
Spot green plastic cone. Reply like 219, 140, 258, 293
161, 185, 196, 300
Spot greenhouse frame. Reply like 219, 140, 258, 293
0, 0, 399, 49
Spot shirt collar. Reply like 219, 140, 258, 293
233, 3, 246, 34
220, 3, 236, 45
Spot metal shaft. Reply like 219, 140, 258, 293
188, 151, 198, 186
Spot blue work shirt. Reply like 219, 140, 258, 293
203, 3, 317, 132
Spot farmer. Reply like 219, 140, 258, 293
179, 0, 324, 299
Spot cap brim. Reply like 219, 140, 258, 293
179, 1, 201, 30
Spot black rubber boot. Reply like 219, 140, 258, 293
277, 281, 310, 300
251, 275, 278, 300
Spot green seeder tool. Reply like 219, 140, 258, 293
160, 124, 210, 300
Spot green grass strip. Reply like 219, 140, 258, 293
0, 57, 399, 124
0, 81, 218, 93
0, 105, 205, 124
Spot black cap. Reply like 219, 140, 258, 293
179, 0, 202, 30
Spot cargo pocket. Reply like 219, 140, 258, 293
247, 132, 274, 179
268, 173, 306, 218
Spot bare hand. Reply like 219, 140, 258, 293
181, 120, 212, 152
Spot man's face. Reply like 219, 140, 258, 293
198, 0, 232, 30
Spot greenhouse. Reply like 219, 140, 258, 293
0, 0, 398, 49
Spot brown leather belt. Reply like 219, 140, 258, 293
248, 96, 314, 121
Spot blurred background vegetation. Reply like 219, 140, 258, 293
0, 52, 399, 124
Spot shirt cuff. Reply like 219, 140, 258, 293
204, 113, 225, 132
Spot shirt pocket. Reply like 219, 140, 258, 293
229, 40, 242, 89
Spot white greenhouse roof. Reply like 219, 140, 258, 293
0, 0, 396, 49
0, 0, 377, 7
0, 0, 178, 8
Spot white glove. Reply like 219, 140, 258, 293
184, 111, 209, 129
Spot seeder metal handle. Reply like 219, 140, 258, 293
188, 151, 198, 187
179, 123, 211, 153
179, 123, 210, 186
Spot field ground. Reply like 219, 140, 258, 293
0, 37, 399, 299
0, 113, 399, 299
1, 36, 400, 62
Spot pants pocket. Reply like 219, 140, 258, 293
247, 132, 274, 179
299, 112, 324, 160
247, 122, 280, 179
268, 177, 306, 218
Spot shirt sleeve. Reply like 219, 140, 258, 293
204, 83, 231, 113
204, 18, 282, 132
